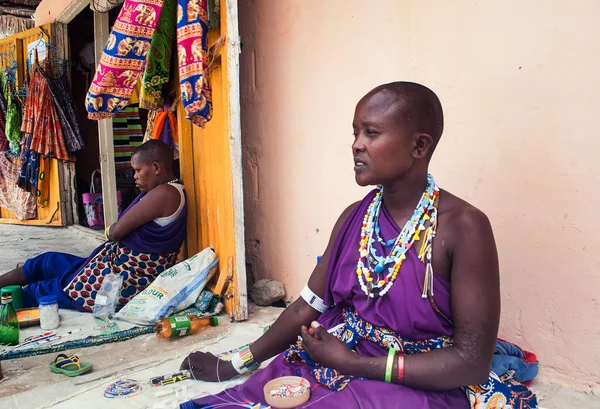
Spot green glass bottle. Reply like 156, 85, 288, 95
0, 294, 19, 346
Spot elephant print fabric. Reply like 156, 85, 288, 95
176, 0, 212, 127
86, 0, 164, 119
85, 0, 213, 128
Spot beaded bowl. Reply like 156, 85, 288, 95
263, 376, 310, 408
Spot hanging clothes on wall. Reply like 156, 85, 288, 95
0, 152, 36, 220
176, 0, 212, 127
113, 104, 144, 168
86, 0, 213, 127
151, 108, 178, 159
4, 71, 22, 155
0, 71, 7, 119
0, 71, 9, 152
140, 0, 176, 110
143, 109, 158, 142
21, 61, 74, 162
0, 93, 7, 152
86, 0, 164, 118
18, 133, 50, 208
38, 62, 86, 153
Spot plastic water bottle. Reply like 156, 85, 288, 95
0, 294, 19, 346
154, 315, 218, 338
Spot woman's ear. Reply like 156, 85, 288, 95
413, 133, 434, 158
153, 161, 161, 174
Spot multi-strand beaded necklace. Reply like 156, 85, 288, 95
357, 174, 440, 299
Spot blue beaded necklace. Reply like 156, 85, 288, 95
356, 174, 439, 299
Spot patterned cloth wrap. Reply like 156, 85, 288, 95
284, 308, 538, 409
86, 0, 164, 119
64, 241, 179, 312
176, 0, 213, 127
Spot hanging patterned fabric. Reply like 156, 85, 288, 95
0, 152, 36, 220
140, 0, 176, 110
151, 110, 178, 158
112, 105, 144, 168
87, 0, 213, 127
143, 109, 157, 142
86, 0, 165, 118
0, 71, 8, 151
22, 62, 74, 162
0, 99, 6, 152
18, 133, 39, 192
4, 72, 22, 155
0, 71, 7, 119
176, 0, 212, 127
38, 62, 86, 153
17, 133, 50, 208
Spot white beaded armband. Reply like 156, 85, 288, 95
300, 285, 329, 313
231, 353, 249, 374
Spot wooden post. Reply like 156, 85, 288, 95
224, 0, 247, 321
93, 11, 119, 226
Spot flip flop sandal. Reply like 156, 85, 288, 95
50, 354, 93, 377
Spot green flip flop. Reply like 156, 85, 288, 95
50, 354, 93, 377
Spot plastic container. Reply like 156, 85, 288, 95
0, 294, 19, 346
39, 295, 60, 330
263, 376, 310, 409
154, 315, 218, 338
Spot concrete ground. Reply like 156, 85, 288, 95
0, 224, 598, 408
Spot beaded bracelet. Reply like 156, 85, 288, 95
239, 345, 260, 371
231, 345, 260, 374
396, 352, 405, 384
385, 348, 396, 383
231, 352, 248, 374
300, 285, 329, 313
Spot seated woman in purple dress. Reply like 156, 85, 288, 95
0, 140, 187, 312
179, 82, 537, 409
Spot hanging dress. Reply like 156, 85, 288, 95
21, 61, 74, 162
38, 62, 85, 153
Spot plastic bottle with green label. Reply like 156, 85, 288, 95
154, 315, 218, 338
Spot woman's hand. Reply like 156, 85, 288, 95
180, 351, 238, 382
300, 322, 358, 373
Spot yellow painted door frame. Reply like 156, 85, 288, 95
178, 0, 247, 321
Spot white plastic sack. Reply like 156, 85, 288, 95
115, 248, 218, 325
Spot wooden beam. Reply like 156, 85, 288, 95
0, 5, 35, 18
93, 11, 119, 226
223, 0, 247, 321
56, 0, 89, 24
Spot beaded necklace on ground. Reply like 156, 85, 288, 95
357, 174, 439, 299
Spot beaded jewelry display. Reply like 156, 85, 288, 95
356, 174, 439, 299
104, 378, 144, 398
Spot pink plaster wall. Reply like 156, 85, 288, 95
34, 0, 74, 26
239, 0, 600, 390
